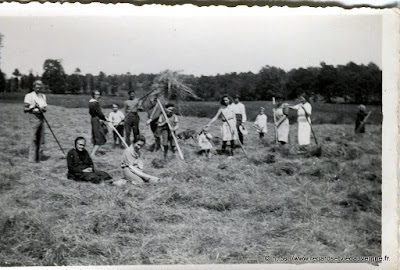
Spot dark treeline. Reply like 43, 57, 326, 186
0, 59, 381, 104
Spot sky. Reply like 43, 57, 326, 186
0, 12, 382, 77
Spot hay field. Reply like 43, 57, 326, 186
0, 102, 381, 266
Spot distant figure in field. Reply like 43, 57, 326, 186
158, 103, 179, 160
67, 137, 112, 183
355, 104, 368, 134
124, 90, 142, 146
108, 104, 125, 148
206, 95, 237, 156
24, 80, 47, 163
89, 90, 108, 157
121, 135, 160, 184
146, 95, 162, 152
253, 107, 267, 140
230, 94, 247, 145
275, 102, 290, 145
198, 127, 213, 158
290, 95, 312, 147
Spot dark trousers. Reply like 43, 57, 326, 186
68, 171, 112, 184
113, 125, 124, 143
236, 114, 244, 144
150, 119, 161, 150
29, 114, 45, 162
125, 113, 140, 146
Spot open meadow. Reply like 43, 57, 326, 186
0, 98, 382, 266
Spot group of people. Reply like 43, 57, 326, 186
23, 80, 369, 185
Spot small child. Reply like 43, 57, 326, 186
158, 103, 179, 160
253, 107, 268, 139
198, 127, 213, 158
108, 104, 125, 147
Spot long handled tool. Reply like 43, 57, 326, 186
301, 105, 318, 145
106, 122, 129, 149
272, 97, 279, 143
157, 99, 184, 160
355, 111, 372, 133
220, 110, 249, 159
34, 103, 66, 156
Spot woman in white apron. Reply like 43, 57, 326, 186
290, 96, 312, 147
206, 95, 237, 156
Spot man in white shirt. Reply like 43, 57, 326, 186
24, 80, 47, 162
230, 94, 247, 145
108, 104, 125, 148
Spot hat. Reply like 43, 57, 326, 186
239, 125, 248, 135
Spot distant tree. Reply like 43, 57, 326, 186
286, 67, 318, 100
316, 62, 338, 103
84, 73, 94, 94
12, 68, 22, 91
110, 75, 119, 95
27, 71, 35, 91
42, 59, 67, 94
256, 66, 287, 100
0, 69, 6, 92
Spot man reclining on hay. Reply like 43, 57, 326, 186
67, 137, 112, 184
121, 135, 161, 185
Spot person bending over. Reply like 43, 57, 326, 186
67, 137, 112, 184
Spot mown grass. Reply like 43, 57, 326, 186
0, 102, 381, 266
0, 92, 382, 125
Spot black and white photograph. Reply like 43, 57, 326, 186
0, 4, 397, 269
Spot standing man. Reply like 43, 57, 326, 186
124, 90, 142, 146
146, 95, 162, 151
230, 94, 247, 145
24, 80, 47, 163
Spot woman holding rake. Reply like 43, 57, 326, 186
206, 95, 237, 156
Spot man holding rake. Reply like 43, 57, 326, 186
24, 80, 48, 163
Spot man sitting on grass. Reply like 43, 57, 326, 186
121, 135, 160, 184
67, 137, 112, 184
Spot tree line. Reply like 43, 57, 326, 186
0, 59, 381, 104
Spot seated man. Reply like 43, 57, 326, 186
121, 135, 160, 184
67, 137, 112, 184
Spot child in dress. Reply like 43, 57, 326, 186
253, 107, 268, 139
198, 127, 213, 158
108, 104, 125, 148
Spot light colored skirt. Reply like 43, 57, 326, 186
298, 117, 311, 146
221, 119, 237, 141
123, 167, 143, 183
277, 119, 289, 143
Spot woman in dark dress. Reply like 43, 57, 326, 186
89, 90, 108, 157
67, 137, 112, 183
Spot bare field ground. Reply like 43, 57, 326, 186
0, 102, 381, 266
